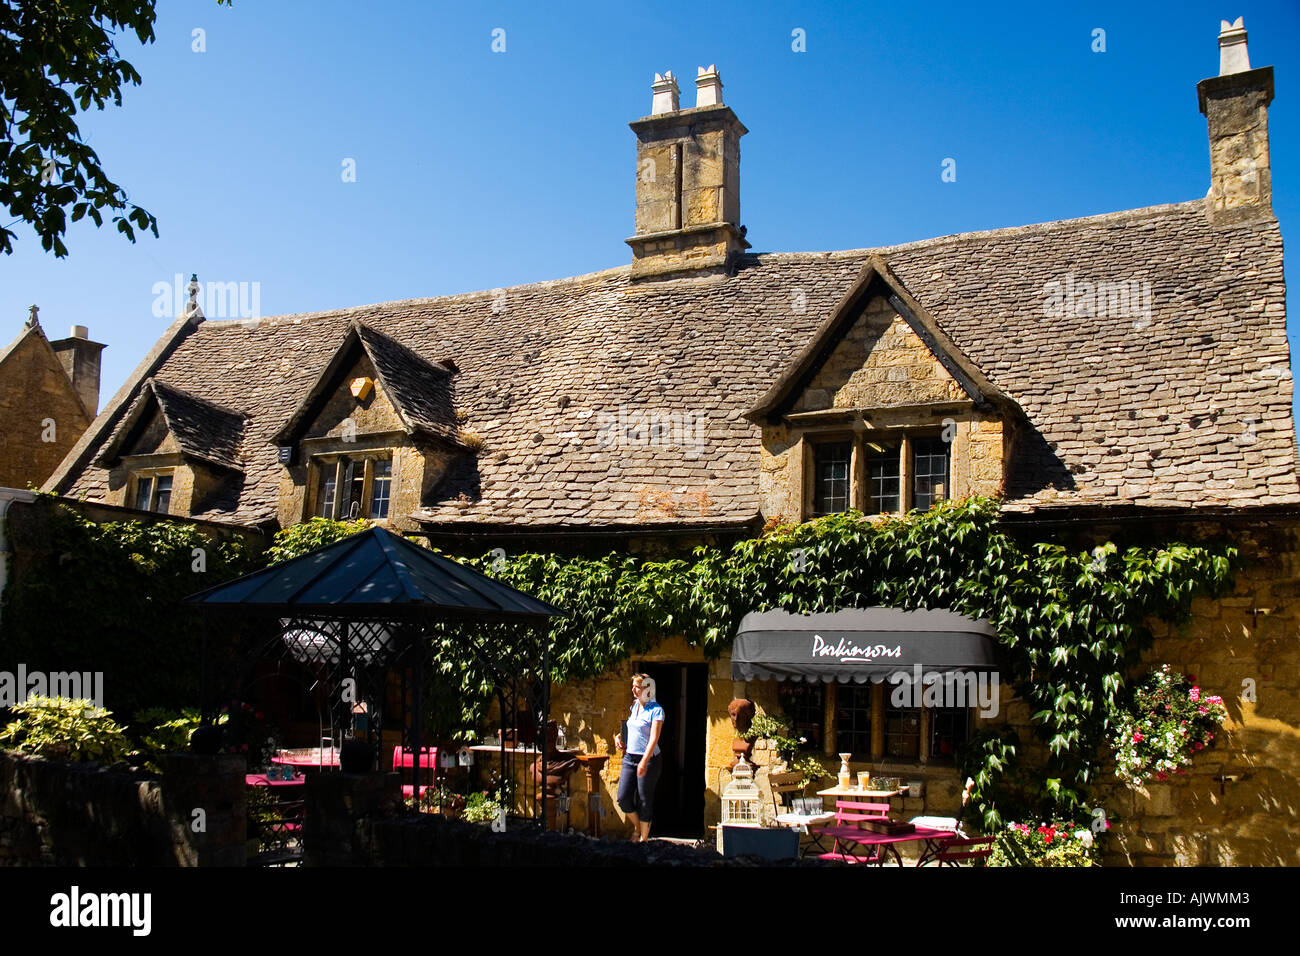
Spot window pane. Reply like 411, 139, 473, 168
779, 683, 824, 752
370, 459, 391, 519
317, 465, 336, 519
134, 477, 153, 512
865, 443, 900, 513
344, 458, 364, 519
812, 442, 851, 516
930, 707, 970, 759
152, 475, 172, 514
912, 437, 949, 511
884, 704, 921, 758
834, 683, 873, 758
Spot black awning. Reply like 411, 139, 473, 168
732, 607, 998, 683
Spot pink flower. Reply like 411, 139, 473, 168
1132, 732, 1144, 743
1189, 687, 1200, 702
1198, 707, 1208, 715
1206, 695, 1222, 704
1194, 742, 1204, 751
1104, 820, 1111, 830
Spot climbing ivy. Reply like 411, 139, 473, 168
0, 501, 260, 717
466, 497, 1238, 827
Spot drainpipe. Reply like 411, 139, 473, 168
0, 488, 39, 627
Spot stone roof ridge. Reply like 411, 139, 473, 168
199, 263, 636, 331
745, 199, 1220, 264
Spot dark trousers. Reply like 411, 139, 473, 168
616, 751, 662, 822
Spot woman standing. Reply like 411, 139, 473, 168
613, 673, 664, 842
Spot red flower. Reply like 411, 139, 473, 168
1156, 771, 1168, 781
1132, 732, 1144, 743
254, 711, 264, 720
1194, 742, 1204, 751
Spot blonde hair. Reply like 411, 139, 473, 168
633, 673, 657, 702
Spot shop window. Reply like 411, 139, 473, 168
884, 702, 921, 758
779, 683, 825, 752
930, 707, 970, 759
834, 684, 873, 758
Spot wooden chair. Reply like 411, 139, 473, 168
818, 800, 892, 865
768, 771, 834, 857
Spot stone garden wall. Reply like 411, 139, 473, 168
0, 751, 246, 866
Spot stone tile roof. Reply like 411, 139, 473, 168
50, 199, 1300, 527
97, 377, 246, 472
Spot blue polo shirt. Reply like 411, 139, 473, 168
626, 700, 664, 756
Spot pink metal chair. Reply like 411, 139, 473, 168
818, 800, 892, 865
391, 746, 438, 799
931, 834, 995, 866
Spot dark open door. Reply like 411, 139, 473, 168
632, 661, 707, 838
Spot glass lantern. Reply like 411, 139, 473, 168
722, 756, 762, 827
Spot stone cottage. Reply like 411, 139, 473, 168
44, 22, 1299, 863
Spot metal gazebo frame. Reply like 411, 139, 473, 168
186, 526, 564, 828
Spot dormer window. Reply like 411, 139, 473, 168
313, 453, 393, 521
133, 471, 173, 514
809, 431, 950, 518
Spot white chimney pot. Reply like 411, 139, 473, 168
695, 65, 723, 107
651, 71, 680, 115
1218, 17, 1251, 76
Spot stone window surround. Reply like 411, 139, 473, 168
304, 439, 397, 523
802, 423, 951, 518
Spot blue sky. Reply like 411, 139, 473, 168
3, 1, 1298, 421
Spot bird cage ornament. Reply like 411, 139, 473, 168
722, 756, 761, 827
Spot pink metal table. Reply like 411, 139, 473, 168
245, 773, 306, 787
812, 824, 956, 866
271, 747, 339, 769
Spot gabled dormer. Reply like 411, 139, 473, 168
746, 255, 1021, 522
272, 321, 467, 528
95, 377, 245, 515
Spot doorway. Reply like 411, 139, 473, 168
632, 661, 707, 838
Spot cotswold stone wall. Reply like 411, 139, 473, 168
1087, 516, 1300, 866
0, 752, 246, 866
0, 329, 91, 490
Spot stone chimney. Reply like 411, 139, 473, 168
627, 66, 749, 279
49, 324, 106, 417
1198, 18, 1273, 225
